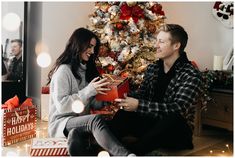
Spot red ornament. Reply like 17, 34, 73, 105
120, 3, 132, 20
97, 67, 105, 75
151, 4, 165, 16
116, 22, 123, 30
99, 45, 109, 57
120, 3, 144, 23
107, 64, 115, 72
132, 5, 144, 18
108, 51, 116, 59
120, 71, 129, 78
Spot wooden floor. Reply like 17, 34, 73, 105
1, 119, 233, 156
190, 125, 233, 156
157, 125, 233, 156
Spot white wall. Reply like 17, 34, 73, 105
41, 2, 234, 86
161, 2, 233, 70
41, 2, 94, 85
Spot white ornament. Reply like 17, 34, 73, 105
110, 39, 121, 51
104, 23, 113, 36
118, 46, 130, 62
99, 57, 117, 67
90, 16, 102, 25
131, 46, 140, 55
108, 5, 119, 16
128, 18, 139, 34
144, 9, 158, 21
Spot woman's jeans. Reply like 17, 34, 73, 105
64, 114, 131, 156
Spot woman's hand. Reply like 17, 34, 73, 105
89, 77, 110, 95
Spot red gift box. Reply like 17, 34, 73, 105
41, 86, 50, 94
30, 138, 68, 156
95, 74, 129, 101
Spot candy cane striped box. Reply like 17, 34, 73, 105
30, 138, 69, 156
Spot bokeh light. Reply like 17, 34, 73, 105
72, 100, 85, 113
3, 13, 21, 31
98, 151, 110, 157
37, 52, 51, 68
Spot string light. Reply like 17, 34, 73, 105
24, 144, 30, 154
208, 143, 232, 156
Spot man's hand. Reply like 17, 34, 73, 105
115, 95, 139, 112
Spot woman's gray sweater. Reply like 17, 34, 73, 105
48, 64, 97, 137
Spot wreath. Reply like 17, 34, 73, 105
212, 1, 233, 28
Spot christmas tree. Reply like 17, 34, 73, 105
89, 2, 166, 90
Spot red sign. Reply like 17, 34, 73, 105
2, 106, 36, 146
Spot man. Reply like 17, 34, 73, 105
109, 24, 202, 155
7, 39, 23, 81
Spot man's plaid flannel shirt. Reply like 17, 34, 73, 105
131, 55, 202, 131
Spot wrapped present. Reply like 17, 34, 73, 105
2, 105, 37, 146
30, 138, 68, 156
95, 74, 129, 101
42, 86, 50, 94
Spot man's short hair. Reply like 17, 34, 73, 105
160, 24, 188, 52
11, 39, 23, 47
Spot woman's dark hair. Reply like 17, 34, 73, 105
47, 28, 100, 85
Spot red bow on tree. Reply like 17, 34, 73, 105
120, 3, 144, 23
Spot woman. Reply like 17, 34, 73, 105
47, 28, 135, 156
